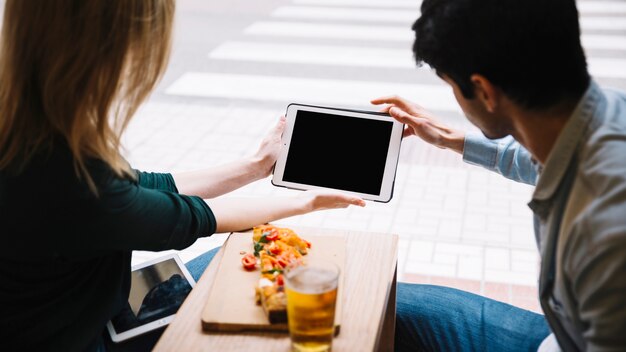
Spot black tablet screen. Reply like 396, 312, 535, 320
283, 110, 393, 195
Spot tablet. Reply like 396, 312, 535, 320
106, 253, 195, 343
272, 103, 404, 203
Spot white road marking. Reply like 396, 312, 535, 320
272, 6, 416, 23
209, 41, 419, 68
293, 0, 626, 14
578, 1, 626, 14
209, 41, 626, 79
271, 6, 626, 31
582, 34, 626, 51
244, 21, 411, 41
588, 58, 626, 79
292, 0, 420, 9
244, 22, 626, 52
165, 72, 460, 112
580, 16, 626, 31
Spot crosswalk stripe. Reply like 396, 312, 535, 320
272, 6, 626, 31
245, 22, 626, 48
209, 41, 626, 80
292, 0, 420, 9
243, 21, 412, 41
582, 34, 626, 51
293, 0, 626, 14
244, 21, 415, 42
578, 1, 626, 14
588, 58, 626, 79
165, 73, 460, 113
272, 6, 416, 23
209, 42, 418, 69
580, 16, 626, 31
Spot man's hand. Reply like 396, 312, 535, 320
252, 116, 286, 178
371, 95, 465, 154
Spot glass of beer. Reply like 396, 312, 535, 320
285, 259, 340, 352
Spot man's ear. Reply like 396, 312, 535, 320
470, 74, 499, 113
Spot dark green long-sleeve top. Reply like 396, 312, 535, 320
0, 144, 216, 351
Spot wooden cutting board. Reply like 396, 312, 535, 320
201, 230, 346, 334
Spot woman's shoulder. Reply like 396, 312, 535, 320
3, 141, 134, 199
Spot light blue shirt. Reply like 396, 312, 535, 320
462, 81, 626, 351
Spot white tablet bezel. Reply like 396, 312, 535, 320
272, 103, 404, 203
106, 253, 196, 343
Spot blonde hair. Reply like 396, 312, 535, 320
0, 0, 174, 192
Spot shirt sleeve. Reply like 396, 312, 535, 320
58, 164, 217, 254
463, 133, 539, 185
135, 170, 179, 192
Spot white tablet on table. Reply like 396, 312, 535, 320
106, 253, 195, 343
272, 103, 404, 203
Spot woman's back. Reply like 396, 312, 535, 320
0, 2, 177, 347
1, 144, 131, 350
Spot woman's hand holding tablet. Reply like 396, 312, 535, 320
272, 103, 404, 203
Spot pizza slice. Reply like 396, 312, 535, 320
240, 224, 311, 324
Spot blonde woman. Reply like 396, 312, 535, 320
0, 1, 365, 351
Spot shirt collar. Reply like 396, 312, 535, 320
531, 81, 604, 202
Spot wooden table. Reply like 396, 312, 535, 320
154, 225, 399, 352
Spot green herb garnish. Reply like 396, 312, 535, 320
262, 268, 283, 275
253, 234, 270, 257
253, 242, 264, 257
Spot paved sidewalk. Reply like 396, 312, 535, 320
126, 100, 541, 312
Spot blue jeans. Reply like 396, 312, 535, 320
395, 283, 550, 352
185, 246, 221, 282
101, 247, 221, 352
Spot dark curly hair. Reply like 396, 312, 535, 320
412, 0, 590, 109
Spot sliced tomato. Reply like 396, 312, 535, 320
241, 253, 257, 271
268, 242, 281, 255
276, 256, 289, 268
276, 274, 284, 286
266, 229, 279, 241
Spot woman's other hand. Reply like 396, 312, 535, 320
252, 116, 286, 179
173, 116, 286, 198
371, 95, 465, 154
208, 190, 365, 233
298, 190, 366, 212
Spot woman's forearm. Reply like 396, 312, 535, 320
172, 157, 264, 199
206, 196, 307, 233
206, 191, 366, 234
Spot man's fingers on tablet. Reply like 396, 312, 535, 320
388, 106, 414, 123
378, 105, 392, 113
403, 126, 414, 138
371, 95, 401, 105
371, 95, 409, 109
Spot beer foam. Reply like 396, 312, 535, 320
285, 267, 338, 294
